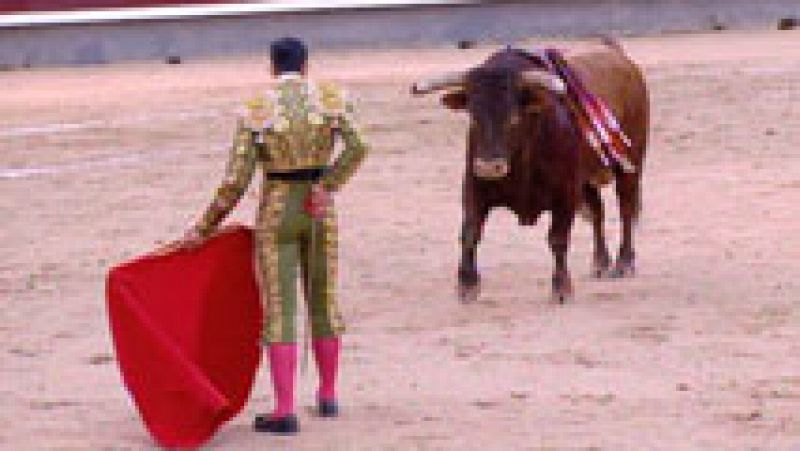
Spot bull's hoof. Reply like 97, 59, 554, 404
551, 289, 573, 304
552, 274, 573, 304
457, 268, 480, 303
457, 283, 480, 303
609, 261, 635, 278
592, 251, 611, 279
591, 260, 612, 278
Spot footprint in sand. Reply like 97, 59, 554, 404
9, 348, 38, 358
592, 291, 624, 302
729, 410, 763, 422
86, 353, 115, 365
560, 393, 616, 406
471, 399, 500, 410
510, 391, 529, 400
29, 400, 81, 411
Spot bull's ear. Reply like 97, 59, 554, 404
440, 90, 467, 110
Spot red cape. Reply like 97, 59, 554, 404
106, 226, 262, 448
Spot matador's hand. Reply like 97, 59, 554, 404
304, 184, 332, 220
176, 227, 205, 250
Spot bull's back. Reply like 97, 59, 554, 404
567, 47, 649, 163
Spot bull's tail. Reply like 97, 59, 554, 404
599, 35, 626, 54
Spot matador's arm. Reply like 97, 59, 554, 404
320, 96, 369, 192
193, 121, 257, 237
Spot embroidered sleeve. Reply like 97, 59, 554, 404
317, 84, 369, 192
194, 120, 257, 237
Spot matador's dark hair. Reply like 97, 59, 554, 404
270, 37, 308, 74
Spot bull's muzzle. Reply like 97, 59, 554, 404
473, 158, 509, 179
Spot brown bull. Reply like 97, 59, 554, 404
412, 38, 648, 302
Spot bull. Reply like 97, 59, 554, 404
412, 38, 648, 302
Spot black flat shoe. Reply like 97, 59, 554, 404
318, 399, 339, 418
253, 414, 299, 434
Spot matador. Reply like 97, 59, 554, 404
181, 37, 368, 435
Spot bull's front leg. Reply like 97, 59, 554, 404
458, 201, 488, 303
548, 209, 575, 303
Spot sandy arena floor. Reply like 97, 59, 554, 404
1, 30, 799, 450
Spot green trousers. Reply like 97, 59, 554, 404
255, 181, 344, 344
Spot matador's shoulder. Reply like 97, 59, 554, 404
314, 81, 353, 116
309, 80, 358, 124
237, 90, 282, 130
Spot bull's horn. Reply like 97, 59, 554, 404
519, 70, 567, 94
411, 71, 467, 95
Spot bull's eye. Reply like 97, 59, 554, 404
517, 90, 533, 107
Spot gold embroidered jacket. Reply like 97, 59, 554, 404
195, 75, 368, 237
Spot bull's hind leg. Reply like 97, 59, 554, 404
548, 210, 575, 303
458, 204, 488, 303
583, 184, 612, 277
611, 172, 641, 278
